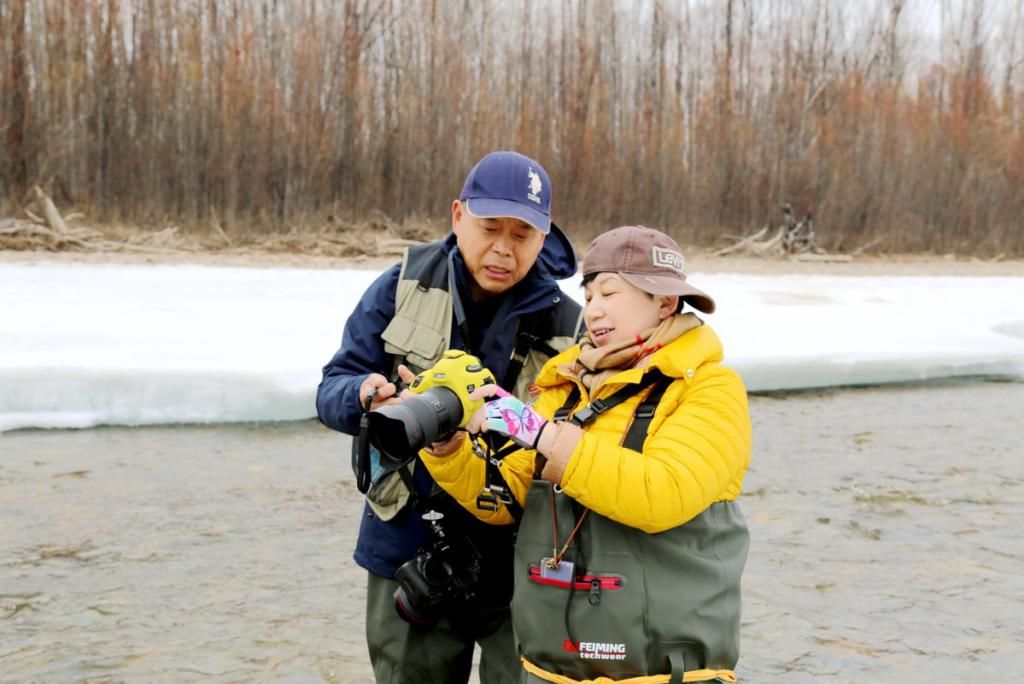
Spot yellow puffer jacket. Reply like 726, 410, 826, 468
421, 323, 751, 532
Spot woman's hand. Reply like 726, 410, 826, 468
467, 386, 547, 450
466, 384, 508, 435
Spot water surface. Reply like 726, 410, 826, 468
2, 379, 1022, 682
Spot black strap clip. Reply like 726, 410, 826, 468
570, 397, 609, 426
634, 402, 658, 419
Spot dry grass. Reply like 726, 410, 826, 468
3, 188, 1021, 275
0, 211, 446, 261
3, 215, 1022, 278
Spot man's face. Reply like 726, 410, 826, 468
451, 201, 546, 299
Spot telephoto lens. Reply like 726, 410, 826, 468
367, 386, 464, 465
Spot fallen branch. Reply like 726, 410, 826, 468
792, 253, 853, 263
24, 207, 46, 225
34, 185, 69, 234
1, 189, 197, 254
851, 236, 885, 257
376, 237, 422, 254
210, 220, 233, 247
713, 226, 785, 257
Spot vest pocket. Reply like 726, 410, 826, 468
381, 314, 446, 369
512, 543, 650, 679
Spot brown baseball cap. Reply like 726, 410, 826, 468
581, 225, 716, 313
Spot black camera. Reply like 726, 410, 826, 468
367, 350, 495, 465
393, 510, 483, 626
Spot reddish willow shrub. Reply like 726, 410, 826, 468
1, 0, 1022, 254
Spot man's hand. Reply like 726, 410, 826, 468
359, 364, 417, 411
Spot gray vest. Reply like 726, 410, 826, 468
380, 242, 579, 401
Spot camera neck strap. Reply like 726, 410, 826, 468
503, 312, 561, 391
476, 434, 525, 521
353, 387, 432, 509
448, 250, 535, 391
447, 252, 515, 360
353, 390, 376, 494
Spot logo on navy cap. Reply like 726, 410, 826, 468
527, 167, 543, 204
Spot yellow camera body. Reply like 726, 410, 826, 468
408, 350, 496, 430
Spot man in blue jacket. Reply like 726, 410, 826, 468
317, 151, 581, 683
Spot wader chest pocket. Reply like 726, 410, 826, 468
512, 546, 650, 679
527, 566, 624, 593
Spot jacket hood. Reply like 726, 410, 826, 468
440, 223, 579, 281
535, 222, 578, 280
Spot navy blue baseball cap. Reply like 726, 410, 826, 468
459, 151, 552, 234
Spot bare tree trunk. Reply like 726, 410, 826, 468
2, 0, 30, 198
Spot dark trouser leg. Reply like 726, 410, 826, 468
475, 607, 519, 684
365, 573, 474, 684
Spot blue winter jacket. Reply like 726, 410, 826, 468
316, 227, 579, 579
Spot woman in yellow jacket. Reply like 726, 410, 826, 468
422, 226, 752, 683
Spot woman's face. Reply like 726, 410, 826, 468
583, 273, 676, 347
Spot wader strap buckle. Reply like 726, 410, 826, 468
476, 492, 500, 512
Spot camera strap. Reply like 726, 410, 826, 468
355, 387, 424, 507
503, 316, 561, 390
447, 251, 538, 390
476, 434, 525, 520
395, 463, 423, 509
353, 390, 376, 494
546, 371, 673, 650
448, 253, 514, 361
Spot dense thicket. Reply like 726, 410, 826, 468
2, 0, 1022, 254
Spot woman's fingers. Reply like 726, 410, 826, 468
469, 384, 509, 401
465, 407, 489, 435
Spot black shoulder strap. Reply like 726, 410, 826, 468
622, 372, 673, 451
553, 385, 581, 421
566, 371, 666, 427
